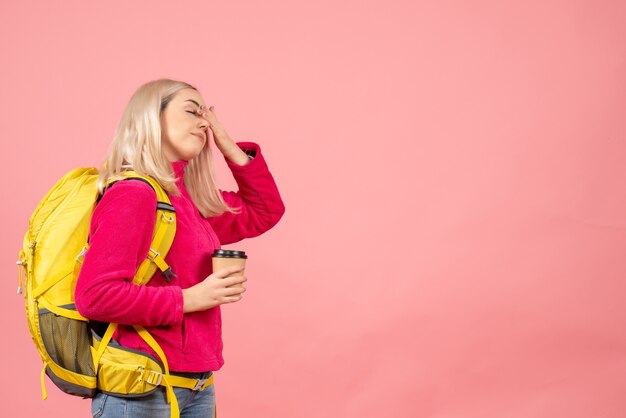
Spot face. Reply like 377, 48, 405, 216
160, 88, 209, 162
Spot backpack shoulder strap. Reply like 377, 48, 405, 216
98, 171, 171, 206
118, 172, 177, 285
87, 171, 177, 285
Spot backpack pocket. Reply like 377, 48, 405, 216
91, 333, 163, 397
38, 304, 95, 376
37, 303, 97, 397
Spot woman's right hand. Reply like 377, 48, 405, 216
181, 265, 247, 313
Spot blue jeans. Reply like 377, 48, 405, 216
91, 381, 215, 417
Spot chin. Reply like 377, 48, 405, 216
182, 150, 203, 161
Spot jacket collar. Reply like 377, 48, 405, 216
170, 160, 189, 181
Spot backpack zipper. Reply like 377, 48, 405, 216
16, 259, 24, 294
16, 240, 36, 294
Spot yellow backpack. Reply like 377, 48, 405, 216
17, 167, 214, 418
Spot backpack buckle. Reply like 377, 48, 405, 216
193, 378, 208, 391
146, 370, 163, 386
162, 267, 177, 283
147, 248, 160, 261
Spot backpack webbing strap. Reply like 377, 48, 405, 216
134, 325, 180, 418
31, 270, 71, 300
147, 247, 170, 274
40, 361, 48, 400
37, 298, 87, 321
144, 370, 214, 391
133, 211, 175, 285
33, 242, 89, 300
92, 322, 118, 375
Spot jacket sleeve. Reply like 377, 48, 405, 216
203, 141, 286, 245
74, 180, 184, 327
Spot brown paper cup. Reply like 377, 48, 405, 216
212, 250, 247, 291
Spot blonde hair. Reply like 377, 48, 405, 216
97, 78, 241, 217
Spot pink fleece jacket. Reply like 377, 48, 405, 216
74, 141, 285, 372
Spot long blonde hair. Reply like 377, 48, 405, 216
97, 78, 241, 217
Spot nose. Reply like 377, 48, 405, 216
197, 114, 209, 130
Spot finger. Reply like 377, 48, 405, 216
198, 107, 215, 124
225, 275, 247, 286
197, 105, 209, 118
214, 265, 245, 278
224, 265, 245, 274
224, 285, 245, 296
226, 295, 242, 303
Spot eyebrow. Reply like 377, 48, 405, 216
184, 99, 201, 107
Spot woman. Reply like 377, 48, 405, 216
74, 78, 285, 417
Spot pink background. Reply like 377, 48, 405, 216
2, 0, 626, 417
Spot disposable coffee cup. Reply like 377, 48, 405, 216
212, 249, 247, 291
